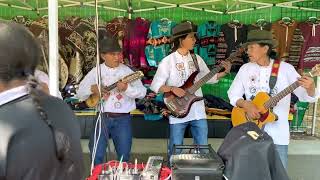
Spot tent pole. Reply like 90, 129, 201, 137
141, 0, 175, 6
133, 5, 176, 13
181, 0, 222, 6
276, 4, 320, 12
38, 3, 79, 11
128, 0, 132, 19
48, 0, 60, 97
228, 5, 272, 14
0, 2, 32, 10
179, 5, 223, 14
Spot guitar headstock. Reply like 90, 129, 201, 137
309, 64, 320, 77
226, 47, 246, 63
122, 71, 144, 83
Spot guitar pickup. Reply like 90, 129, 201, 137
167, 102, 176, 111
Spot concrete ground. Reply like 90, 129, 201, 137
82, 137, 320, 180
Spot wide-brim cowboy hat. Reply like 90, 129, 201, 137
99, 36, 121, 54
171, 21, 197, 41
242, 30, 278, 48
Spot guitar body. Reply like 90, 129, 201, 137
164, 72, 204, 118
85, 94, 100, 108
231, 92, 278, 128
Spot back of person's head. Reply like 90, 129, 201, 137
0, 21, 71, 162
0, 21, 40, 82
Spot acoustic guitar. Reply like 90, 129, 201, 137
232, 64, 320, 128
85, 71, 144, 108
164, 50, 244, 118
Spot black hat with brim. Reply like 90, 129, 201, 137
99, 37, 121, 54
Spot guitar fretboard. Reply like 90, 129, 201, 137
188, 66, 223, 94
103, 72, 142, 92
264, 81, 300, 109
105, 82, 118, 91
187, 50, 242, 94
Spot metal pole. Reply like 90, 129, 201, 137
312, 77, 319, 136
133, 6, 176, 12
48, 0, 59, 97
0, 2, 32, 10
128, 0, 132, 19
179, 5, 223, 14
181, 0, 222, 6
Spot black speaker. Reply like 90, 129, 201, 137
171, 145, 225, 180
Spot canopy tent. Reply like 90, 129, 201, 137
0, 0, 319, 135
1, 0, 320, 13
0, 0, 319, 22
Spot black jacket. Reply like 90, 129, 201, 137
0, 94, 84, 180
218, 122, 290, 180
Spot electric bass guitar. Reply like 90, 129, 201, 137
85, 71, 144, 108
232, 64, 320, 128
164, 50, 244, 118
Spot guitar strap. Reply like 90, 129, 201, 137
191, 53, 200, 73
269, 59, 280, 95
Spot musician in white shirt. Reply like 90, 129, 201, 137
77, 36, 146, 165
228, 30, 318, 169
150, 22, 230, 157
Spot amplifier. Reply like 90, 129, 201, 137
170, 145, 225, 180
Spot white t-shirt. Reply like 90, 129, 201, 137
228, 60, 319, 145
77, 63, 146, 113
150, 51, 219, 124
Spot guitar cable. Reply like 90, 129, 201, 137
90, 0, 116, 173
90, 0, 103, 174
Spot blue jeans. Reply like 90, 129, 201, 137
89, 114, 132, 166
275, 145, 288, 170
168, 119, 208, 157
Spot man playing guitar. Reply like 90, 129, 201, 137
228, 30, 318, 169
77, 35, 146, 165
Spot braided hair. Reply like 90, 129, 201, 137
0, 21, 70, 161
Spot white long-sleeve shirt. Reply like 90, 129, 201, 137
77, 63, 146, 113
150, 51, 219, 124
228, 59, 319, 145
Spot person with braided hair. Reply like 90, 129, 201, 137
0, 21, 84, 179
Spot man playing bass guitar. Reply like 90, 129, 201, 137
228, 30, 319, 170
150, 21, 231, 158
